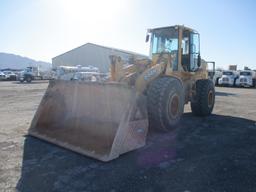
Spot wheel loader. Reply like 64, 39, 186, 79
29, 25, 215, 161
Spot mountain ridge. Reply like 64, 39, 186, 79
0, 52, 52, 71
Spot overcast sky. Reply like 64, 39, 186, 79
1, 0, 255, 69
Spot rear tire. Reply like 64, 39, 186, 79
147, 77, 184, 131
191, 79, 215, 116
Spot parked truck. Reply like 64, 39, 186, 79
236, 70, 256, 87
19, 67, 42, 83
218, 70, 238, 86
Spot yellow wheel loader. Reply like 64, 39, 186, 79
29, 25, 215, 161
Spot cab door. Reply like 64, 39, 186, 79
189, 33, 200, 71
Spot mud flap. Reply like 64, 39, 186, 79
29, 80, 148, 161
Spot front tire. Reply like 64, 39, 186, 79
191, 79, 215, 116
147, 77, 184, 131
26, 76, 32, 83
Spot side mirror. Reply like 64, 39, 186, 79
197, 54, 201, 67
145, 34, 150, 42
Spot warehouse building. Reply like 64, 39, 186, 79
52, 43, 148, 72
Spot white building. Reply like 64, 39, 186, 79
52, 43, 148, 72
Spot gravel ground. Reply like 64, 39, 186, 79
0, 81, 256, 192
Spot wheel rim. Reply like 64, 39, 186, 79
168, 94, 179, 119
208, 90, 214, 108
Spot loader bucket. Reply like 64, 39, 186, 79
29, 80, 148, 161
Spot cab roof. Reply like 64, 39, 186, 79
148, 25, 198, 34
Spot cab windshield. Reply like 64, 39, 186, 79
223, 71, 233, 76
151, 27, 178, 54
240, 71, 251, 76
25, 68, 32, 73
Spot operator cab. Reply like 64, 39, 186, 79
146, 25, 201, 72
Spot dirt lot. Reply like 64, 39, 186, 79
0, 81, 256, 192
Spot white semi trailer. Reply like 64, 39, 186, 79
55, 65, 100, 80
236, 70, 256, 87
218, 70, 239, 86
